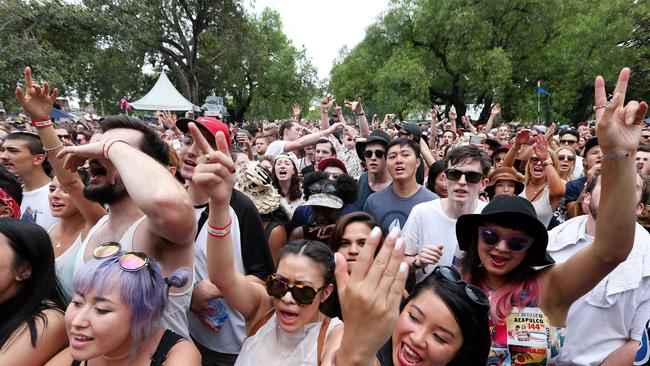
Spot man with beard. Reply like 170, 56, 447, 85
58, 115, 196, 339
176, 116, 273, 365
403, 145, 490, 283
547, 171, 650, 365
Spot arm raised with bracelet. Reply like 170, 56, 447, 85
189, 123, 271, 327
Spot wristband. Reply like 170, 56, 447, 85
31, 118, 52, 129
207, 220, 232, 238
602, 150, 636, 160
102, 139, 129, 159
542, 158, 553, 167
356, 111, 365, 116
44, 143, 64, 153
413, 254, 423, 269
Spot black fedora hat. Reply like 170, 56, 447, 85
456, 195, 554, 267
355, 130, 391, 161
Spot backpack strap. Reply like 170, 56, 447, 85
317, 316, 332, 365
248, 308, 275, 337
195, 206, 209, 241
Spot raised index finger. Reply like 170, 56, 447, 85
349, 226, 382, 283
25, 66, 33, 91
188, 123, 213, 155
594, 75, 607, 120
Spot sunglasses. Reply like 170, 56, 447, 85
265, 274, 326, 306
433, 266, 489, 309
557, 154, 575, 161
529, 156, 543, 164
444, 169, 483, 184
478, 226, 534, 252
364, 149, 385, 159
560, 139, 577, 144
93, 242, 150, 272
57, 134, 71, 141
309, 181, 337, 195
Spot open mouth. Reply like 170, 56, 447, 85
394, 166, 405, 174
398, 342, 423, 365
278, 169, 288, 178
88, 159, 107, 182
533, 166, 544, 174
183, 159, 196, 168
489, 254, 509, 268
453, 188, 468, 196
278, 309, 299, 325
51, 201, 65, 210
70, 334, 94, 348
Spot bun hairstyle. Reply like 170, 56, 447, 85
74, 255, 190, 353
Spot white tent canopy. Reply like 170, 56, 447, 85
130, 72, 198, 111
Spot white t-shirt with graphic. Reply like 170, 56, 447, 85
20, 182, 59, 229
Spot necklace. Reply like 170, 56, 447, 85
55, 240, 62, 248
102, 351, 130, 361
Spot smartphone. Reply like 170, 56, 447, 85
469, 136, 483, 145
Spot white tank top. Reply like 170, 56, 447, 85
72, 215, 192, 340
49, 224, 83, 302
520, 186, 553, 228
234, 313, 342, 366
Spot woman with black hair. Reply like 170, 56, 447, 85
332, 225, 490, 366
187, 122, 344, 365
0, 218, 68, 364
425, 160, 448, 198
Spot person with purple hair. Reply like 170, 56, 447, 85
46, 245, 200, 365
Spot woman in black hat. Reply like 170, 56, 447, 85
457, 67, 647, 365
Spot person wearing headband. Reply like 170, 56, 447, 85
0, 218, 67, 365
47, 243, 200, 365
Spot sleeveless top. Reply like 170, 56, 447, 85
49, 224, 83, 301
234, 312, 342, 366
70, 329, 184, 366
73, 215, 192, 340
519, 186, 554, 228
487, 306, 566, 365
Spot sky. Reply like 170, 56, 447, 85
247, 0, 390, 80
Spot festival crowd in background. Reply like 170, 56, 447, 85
0, 66, 649, 366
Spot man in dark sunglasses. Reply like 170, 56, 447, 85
403, 145, 491, 283
354, 130, 392, 209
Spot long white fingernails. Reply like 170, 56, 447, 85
389, 226, 400, 239
395, 238, 404, 250
370, 226, 381, 238
399, 262, 408, 272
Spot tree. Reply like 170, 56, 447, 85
331, 0, 641, 124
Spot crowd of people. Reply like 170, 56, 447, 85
0, 65, 648, 366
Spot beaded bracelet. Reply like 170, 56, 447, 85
207, 220, 232, 238
44, 142, 64, 152
31, 118, 52, 129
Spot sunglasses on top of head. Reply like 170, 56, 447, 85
478, 226, 534, 252
433, 266, 489, 310
265, 274, 327, 306
93, 242, 151, 273
444, 169, 483, 184
309, 181, 337, 195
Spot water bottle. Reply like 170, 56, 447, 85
207, 298, 229, 328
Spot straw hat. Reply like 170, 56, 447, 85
235, 161, 281, 214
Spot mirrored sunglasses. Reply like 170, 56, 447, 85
433, 266, 489, 309
92, 242, 150, 272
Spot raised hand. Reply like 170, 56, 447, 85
461, 115, 471, 126
491, 103, 501, 116
344, 98, 363, 114
448, 107, 457, 121
15, 66, 57, 121
594, 67, 647, 154
161, 110, 178, 129
335, 227, 408, 363
514, 129, 531, 146
383, 114, 396, 124
430, 106, 438, 120
320, 96, 335, 112
334, 104, 343, 117
57, 137, 111, 172
190, 123, 236, 206
292, 103, 302, 119
533, 134, 550, 161
545, 122, 557, 142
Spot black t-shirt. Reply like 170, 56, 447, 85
376, 339, 394, 366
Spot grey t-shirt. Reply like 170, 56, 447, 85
364, 185, 438, 234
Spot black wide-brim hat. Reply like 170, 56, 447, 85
456, 195, 554, 267
355, 130, 391, 161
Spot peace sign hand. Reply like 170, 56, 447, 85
15, 66, 57, 121
594, 67, 647, 153
190, 123, 236, 206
